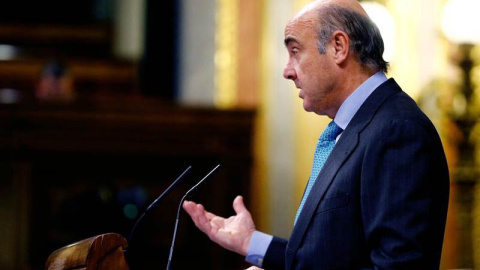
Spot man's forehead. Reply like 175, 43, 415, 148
284, 15, 316, 43
284, 0, 320, 40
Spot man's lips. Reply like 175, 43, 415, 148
294, 81, 303, 98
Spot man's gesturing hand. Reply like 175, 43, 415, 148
182, 195, 255, 256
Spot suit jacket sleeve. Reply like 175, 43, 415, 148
262, 236, 288, 270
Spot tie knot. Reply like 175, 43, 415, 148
320, 121, 342, 142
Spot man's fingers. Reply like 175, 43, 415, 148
183, 201, 210, 232
193, 204, 211, 229
182, 201, 197, 215
184, 196, 255, 256
205, 211, 216, 220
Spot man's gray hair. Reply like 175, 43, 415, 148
316, 5, 389, 73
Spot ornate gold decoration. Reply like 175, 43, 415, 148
214, 0, 238, 108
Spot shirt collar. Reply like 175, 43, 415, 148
334, 72, 388, 130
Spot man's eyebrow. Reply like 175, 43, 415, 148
284, 37, 298, 47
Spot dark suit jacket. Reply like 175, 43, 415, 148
263, 79, 450, 270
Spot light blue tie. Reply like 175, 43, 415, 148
294, 121, 342, 224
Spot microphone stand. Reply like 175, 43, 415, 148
166, 164, 220, 270
125, 166, 192, 266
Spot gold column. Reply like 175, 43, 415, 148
214, 0, 238, 108
471, 45, 480, 269
215, 0, 266, 228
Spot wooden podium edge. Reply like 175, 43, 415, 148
45, 233, 129, 270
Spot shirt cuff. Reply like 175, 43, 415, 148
245, 230, 273, 267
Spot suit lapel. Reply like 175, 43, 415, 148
285, 79, 401, 269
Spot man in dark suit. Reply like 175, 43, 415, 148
183, 0, 450, 269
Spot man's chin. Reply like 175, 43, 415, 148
303, 102, 324, 115
302, 102, 314, 113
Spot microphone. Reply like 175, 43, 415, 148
127, 166, 192, 245
166, 164, 221, 270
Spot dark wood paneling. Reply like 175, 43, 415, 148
0, 98, 255, 270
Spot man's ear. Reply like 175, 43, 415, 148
331, 30, 349, 64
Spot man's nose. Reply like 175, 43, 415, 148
283, 64, 297, 80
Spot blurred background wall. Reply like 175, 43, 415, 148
0, 0, 479, 269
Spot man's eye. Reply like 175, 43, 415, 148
291, 49, 298, 55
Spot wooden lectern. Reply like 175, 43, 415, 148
45, 233, 130, 270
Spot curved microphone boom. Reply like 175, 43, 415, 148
128, 166, 192, 244
166, 164, 221, 270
